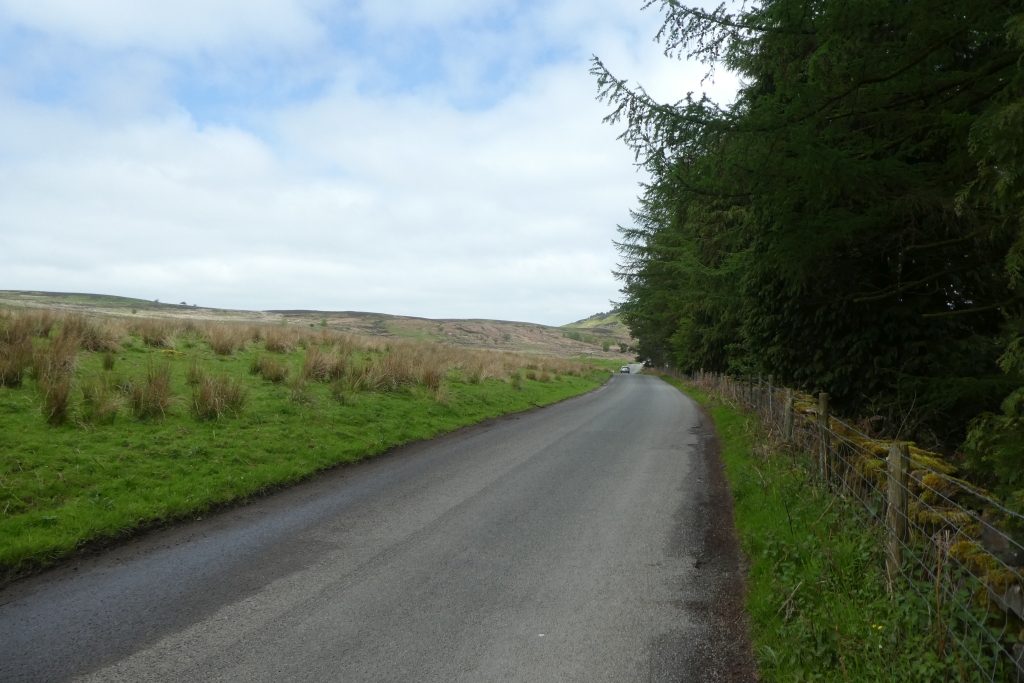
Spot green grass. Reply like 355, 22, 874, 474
661, 377, 973, 682
0, 341, 607, 572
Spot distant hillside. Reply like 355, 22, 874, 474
562, 311, 630, 338
0, 290, 627, 359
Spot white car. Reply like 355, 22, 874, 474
620, 366, 630, 373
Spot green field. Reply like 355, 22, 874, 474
0, 311, 608, 575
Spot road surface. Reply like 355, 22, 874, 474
0, 373, 753, 682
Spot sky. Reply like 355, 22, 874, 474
0, 0, 737, 325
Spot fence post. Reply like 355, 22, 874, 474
767, 374, 774, 434
818, 392, 830, 481
886, 442, 910, 590
783, 392, 794, 443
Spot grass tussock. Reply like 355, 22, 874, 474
127, 363, 173, 420
60, 313, 122, 352
190, 375, 248, 421
264, 326, 298, 353
102, 351, 116, 371
131, 318, 176, 348
185, 357, 205, 386
206, 324, 249, 356
249, 355, 289, 383
80, 376, 120, 425
301, 346, 346, 382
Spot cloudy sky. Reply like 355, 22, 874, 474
0, 0, 737, 325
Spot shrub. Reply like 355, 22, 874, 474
190, 375, 248, 421
128, 363, 173, 420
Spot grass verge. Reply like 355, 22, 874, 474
661, 376, 971, 682
0, 312, 608, 576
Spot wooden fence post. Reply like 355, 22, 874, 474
783, 392, 794, 443
886, 443, 910, 589
818, 392, 830, 481
767, 374, 775, 432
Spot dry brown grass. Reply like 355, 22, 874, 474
60, 313, 123, 351
250, 355, 289, 383
190, 375, 248, 421
301, 345, 346, 382
32, 335, 79, 425
127, 363, 173, 420
185, 357, 205, 386
264, 326, 298, 353
206, 324, 249, 356
0, 337, 33, 387
131, 318, 176, 348
81, 376, 120, 425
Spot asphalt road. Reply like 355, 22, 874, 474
0, 373, 753, 682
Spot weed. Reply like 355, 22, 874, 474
510, 372, 523, 390
190, 375, 248, 421
537, 371, 552, 382
525, 370, 537, 381
102, 351, 116, 371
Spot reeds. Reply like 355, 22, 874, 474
190, 375, 248, 421
102, 351, 116, 371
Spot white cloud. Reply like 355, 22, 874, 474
0, 0, 738, 325
0, 0, 325, 54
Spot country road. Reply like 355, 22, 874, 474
0, 373, 753, 682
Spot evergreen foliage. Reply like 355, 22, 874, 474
594, 0, 1024, 487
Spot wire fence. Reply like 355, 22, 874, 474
679, 369, 1024, 681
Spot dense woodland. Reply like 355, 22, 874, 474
593, 0, 1024, 499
